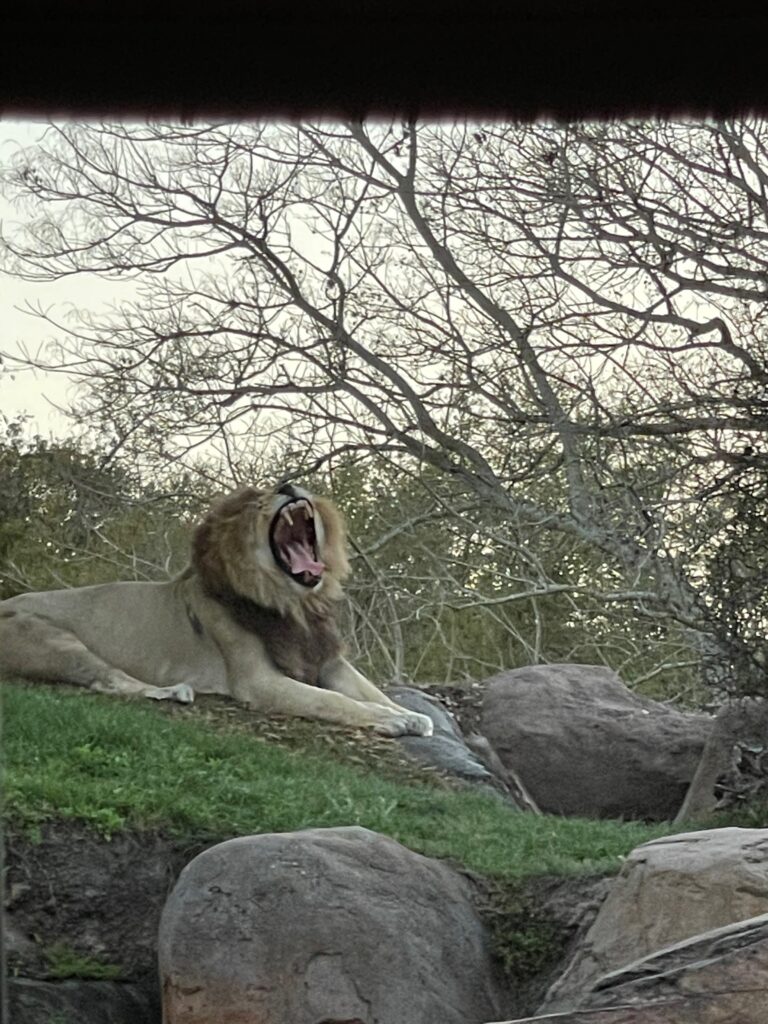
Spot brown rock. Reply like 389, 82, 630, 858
480, 664, 711, 820
584, 911, 768, 1009
488, 993, 765, 1022
676, 697, 768, 822
541, 826, 768, 1013
491, 913, 768, 1023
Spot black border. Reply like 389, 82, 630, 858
2, 5, 768, 121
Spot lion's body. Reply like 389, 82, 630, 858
1, 577, 231, 694
0, 485, 433, 737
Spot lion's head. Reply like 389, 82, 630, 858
191, 483, 350, 618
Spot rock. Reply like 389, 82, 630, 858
480, 663, 711, 820
159, 825, 513, 1024
8, 977, 159, 1024
500, 913, 768, 1022
676, 697, 768, 822
541, 826, 768, 1013
492, 1009, 657, 1022
391, 686, 496, 784
5, 822, 197, 981
583, 911, 768, 1014
4, 910, 38, 959
392, 686, 540, 811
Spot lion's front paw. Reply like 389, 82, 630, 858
170, 683, 195, 704
403, 709, 434, 737
145, 683, 195, 704
367, 705, 434, 738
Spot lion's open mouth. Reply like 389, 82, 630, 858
269, 498, 326, 588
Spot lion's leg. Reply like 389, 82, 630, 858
229, 669, 433, 737
92, 675, 195, 704
201, 604, 433, 737
304, 657, 434, 737
0, 609, 193, 704
320, 656, 412, 708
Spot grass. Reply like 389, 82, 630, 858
2, 680, 677, 881
43, 940, 122, 981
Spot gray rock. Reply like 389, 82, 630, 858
8, 977, 158, 1024
541, 826, 768, 1014
390, 686, 495, 782
391, 687, 540, 811
159, 826, 513, 1024
480, 663, 711, 820
498, 914, 768, 1022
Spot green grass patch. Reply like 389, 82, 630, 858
43, 940, 122, 981
3, 681, 674, 880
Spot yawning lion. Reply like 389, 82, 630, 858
0, 483, 434, 737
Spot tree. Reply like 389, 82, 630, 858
325, 456, 700, 688
0, 416, 200, 597
2, 120, 766, 692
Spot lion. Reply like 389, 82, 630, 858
0, 483, 433, 737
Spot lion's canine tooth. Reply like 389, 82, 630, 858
283, 507, 294, 526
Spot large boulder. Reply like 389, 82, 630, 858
582, 911, 768, 1016
503, 913, 768, 1023
159, 826, 513, 1024
541, 826, 768, 1013
480, 663, 711, 819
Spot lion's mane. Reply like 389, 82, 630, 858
189, 487, 350, 623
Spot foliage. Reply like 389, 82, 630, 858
702, 464, 768, 696
324, 456, 701, 689
0, 417, 200, 598
0, 413, 701, 690
477, 880, 567, 983
709, 801, 768, 829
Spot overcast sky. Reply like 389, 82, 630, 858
0, 119, 117, 438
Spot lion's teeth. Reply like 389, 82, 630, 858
280, 500, 313, 524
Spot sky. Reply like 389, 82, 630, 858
0, 119, 119, 438
0, 119, 333, 449
0, 119, 319, 445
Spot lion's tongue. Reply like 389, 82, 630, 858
285, 540, 325, 576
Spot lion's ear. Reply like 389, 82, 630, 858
313, 497, 351, 581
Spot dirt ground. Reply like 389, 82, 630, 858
5, 821, 213, 983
